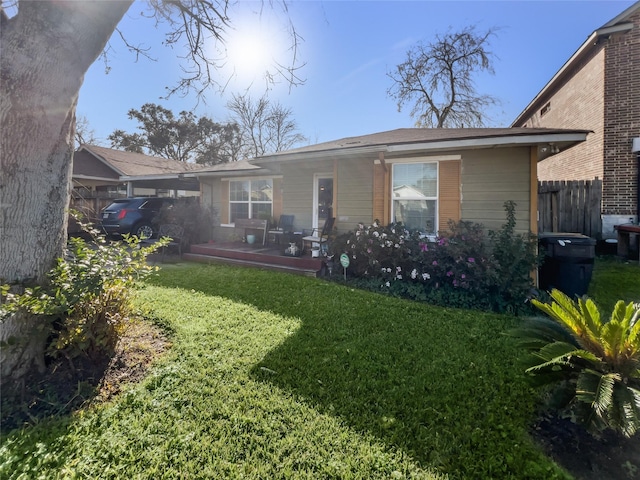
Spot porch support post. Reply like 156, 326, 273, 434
333, 159, 338, 219
382, 152, 390, 225
378, 152, 387, 172
529, 146, 537, 234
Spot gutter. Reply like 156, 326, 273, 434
119, 173, 193, 181
386, 132, 589, 154
254, 132, 589, 163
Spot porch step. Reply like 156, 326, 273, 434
184, 242, 325, 277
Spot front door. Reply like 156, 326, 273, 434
313, 174, 333, 230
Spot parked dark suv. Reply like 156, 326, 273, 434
99, 197, 173, 238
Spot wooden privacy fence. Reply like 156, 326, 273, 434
538, 179, 602, 238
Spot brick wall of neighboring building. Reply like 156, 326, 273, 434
519, 47, 605, 181
602, 9, 640, 217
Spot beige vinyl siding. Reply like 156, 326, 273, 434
197, 178, 230, 241
461, 147, 532, 233
281, 160, 333, 231
335, 158, 374, 232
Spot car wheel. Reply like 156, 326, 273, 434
134, 223, 154, 239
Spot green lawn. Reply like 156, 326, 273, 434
1, 258, 637, 479
588, 256, 640, 313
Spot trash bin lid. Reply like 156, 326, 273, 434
538, 232, 596, 246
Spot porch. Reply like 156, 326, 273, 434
184, 242, 328, 277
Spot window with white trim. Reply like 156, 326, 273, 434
229, 179, 273, 222
392, 162, 437, 234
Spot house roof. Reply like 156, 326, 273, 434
188, 159, 265, 178
253, 127, 590, 163
72, 149, 121, 182
511, 1, 640, 126
73, 144, 201, 190
76, 144, 198, 177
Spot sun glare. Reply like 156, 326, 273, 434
223, 13, 288, 89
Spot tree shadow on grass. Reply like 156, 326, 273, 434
246, 309, 553, 478
147, 266, 562, 478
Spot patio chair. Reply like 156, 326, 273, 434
268, 214, 294, 244
142, 223, 184, 261
302, 217, 335, 255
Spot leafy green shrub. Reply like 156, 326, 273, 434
1, 222, 166, 362
331, 202, 539, 314
514, 289, 640, 437
488, 200, 541, 312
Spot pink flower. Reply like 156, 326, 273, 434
420, 243, 428, 252
446, 271, 453, 277
432, 260, 438, 266
468, 257, 475, 263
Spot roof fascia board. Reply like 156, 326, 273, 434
376, 154, 461, 164
78, 145, 127, 176
597, 22, 634, 36
191, 167, 265, 178
72, 174, 121, 182
220, 174, 284, 181
386, 133, 588, 153
192, 168, 269, 178
119, 173, 189, 181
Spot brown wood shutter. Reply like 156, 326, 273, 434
373, 163, 387, 224
438, 160, 461, 232
220, 181, 229, 224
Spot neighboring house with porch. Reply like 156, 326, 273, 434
192, 128, 588, 243
70, 144, 200, 222
511, 1, 640, 238
73, 144, 200, 198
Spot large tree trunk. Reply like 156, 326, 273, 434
0, 1, 131, 385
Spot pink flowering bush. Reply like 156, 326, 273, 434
331, 202, 540, 314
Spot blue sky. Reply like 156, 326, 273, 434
78, 0, 636, 147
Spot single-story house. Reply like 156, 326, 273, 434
191, 128, 589, 242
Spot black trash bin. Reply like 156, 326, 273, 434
538, 232, 596, 298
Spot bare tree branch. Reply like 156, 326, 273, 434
228, 92, 306, 158
387, 25, 500, 128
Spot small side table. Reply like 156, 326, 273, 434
615, 223, 640, 264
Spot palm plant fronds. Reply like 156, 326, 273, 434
514, 289, 640, 438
